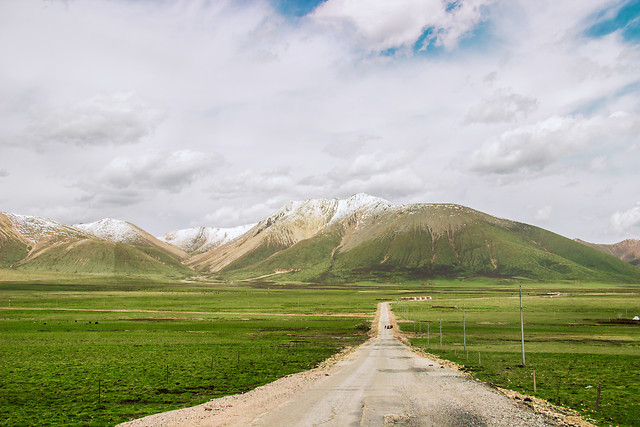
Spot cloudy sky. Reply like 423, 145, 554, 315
1, 0, 640, 242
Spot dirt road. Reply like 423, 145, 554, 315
120, 303, 553, 426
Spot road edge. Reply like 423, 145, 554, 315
386, 302, 597, 427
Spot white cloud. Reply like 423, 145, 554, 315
24, 93, 164, 147
337, 167, 425, 198
464, 89, 538, 124
212, 169, 299, 199
468, 112, 640, 175
0, 168, 9, 178
1, 0, 640, 242
347, 150, 417, 176
535, 205, 552, 221
75, 150, 223, 208
202, 200, 279, 228
311, 0, 495, 53
208, 149, 427, 208
99, 150, 221, 192
611, 204, 640, 235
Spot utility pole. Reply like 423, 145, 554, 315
463, 305, 466, 351
520, 284, 525, 366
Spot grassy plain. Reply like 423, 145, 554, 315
0, 272, 392, 426
2, 271, 638, 426
392, 281, 640, 426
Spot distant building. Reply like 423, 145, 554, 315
400, 296, 432, 301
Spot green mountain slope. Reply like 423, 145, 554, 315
201, 198, 640, 282
17, 239, 190, 276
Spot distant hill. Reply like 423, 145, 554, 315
74, 218, 188, 263
0, 213, 191, 276
187, 194, 640, 282
575, 238, 640, 267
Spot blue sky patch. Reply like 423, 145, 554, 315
412, 19, 495, 58
572, 79, 640, 116
446, 1, 462, 13
272, 0, 326, 17
585, 0, 640, 42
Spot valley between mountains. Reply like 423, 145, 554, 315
1, 194, 639, 282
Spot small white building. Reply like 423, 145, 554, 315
400, 296, 432, 301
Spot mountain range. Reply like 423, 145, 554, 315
1, 194, 639, 282
0, 214, 190, 276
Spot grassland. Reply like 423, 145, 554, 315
392, 281, 640, 426
1, 270, 638, 426
0, 271, 395, 426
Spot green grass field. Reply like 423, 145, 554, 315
392, 281, 640, 426
1, 271, 639, 426
0, 273, 390, 426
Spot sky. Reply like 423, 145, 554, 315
1, 0, 640, 243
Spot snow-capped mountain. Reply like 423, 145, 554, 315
0, 213, 190, 273
74, 218, 187, 259
252, 193, 396, 243
186, 194, 640, 282
3, 193, 640, 281
3, 212, 90, 245
74, 218, 146, 245
159, 224, 255, 254
186, 194, 500, 273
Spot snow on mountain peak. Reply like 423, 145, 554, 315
160, 224, 255, 253
258, 194, 394, 232
4, 212, 85, 243
331, 193, 393, 222
73, 218, 143, 244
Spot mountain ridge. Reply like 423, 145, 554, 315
74, 218, 188, 260
0, 212, 190, 275
185, 195, 640, 282
575, 238, 640, 267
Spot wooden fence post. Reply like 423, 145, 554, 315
532, 370, 536, 393
594, 382, 602, 411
